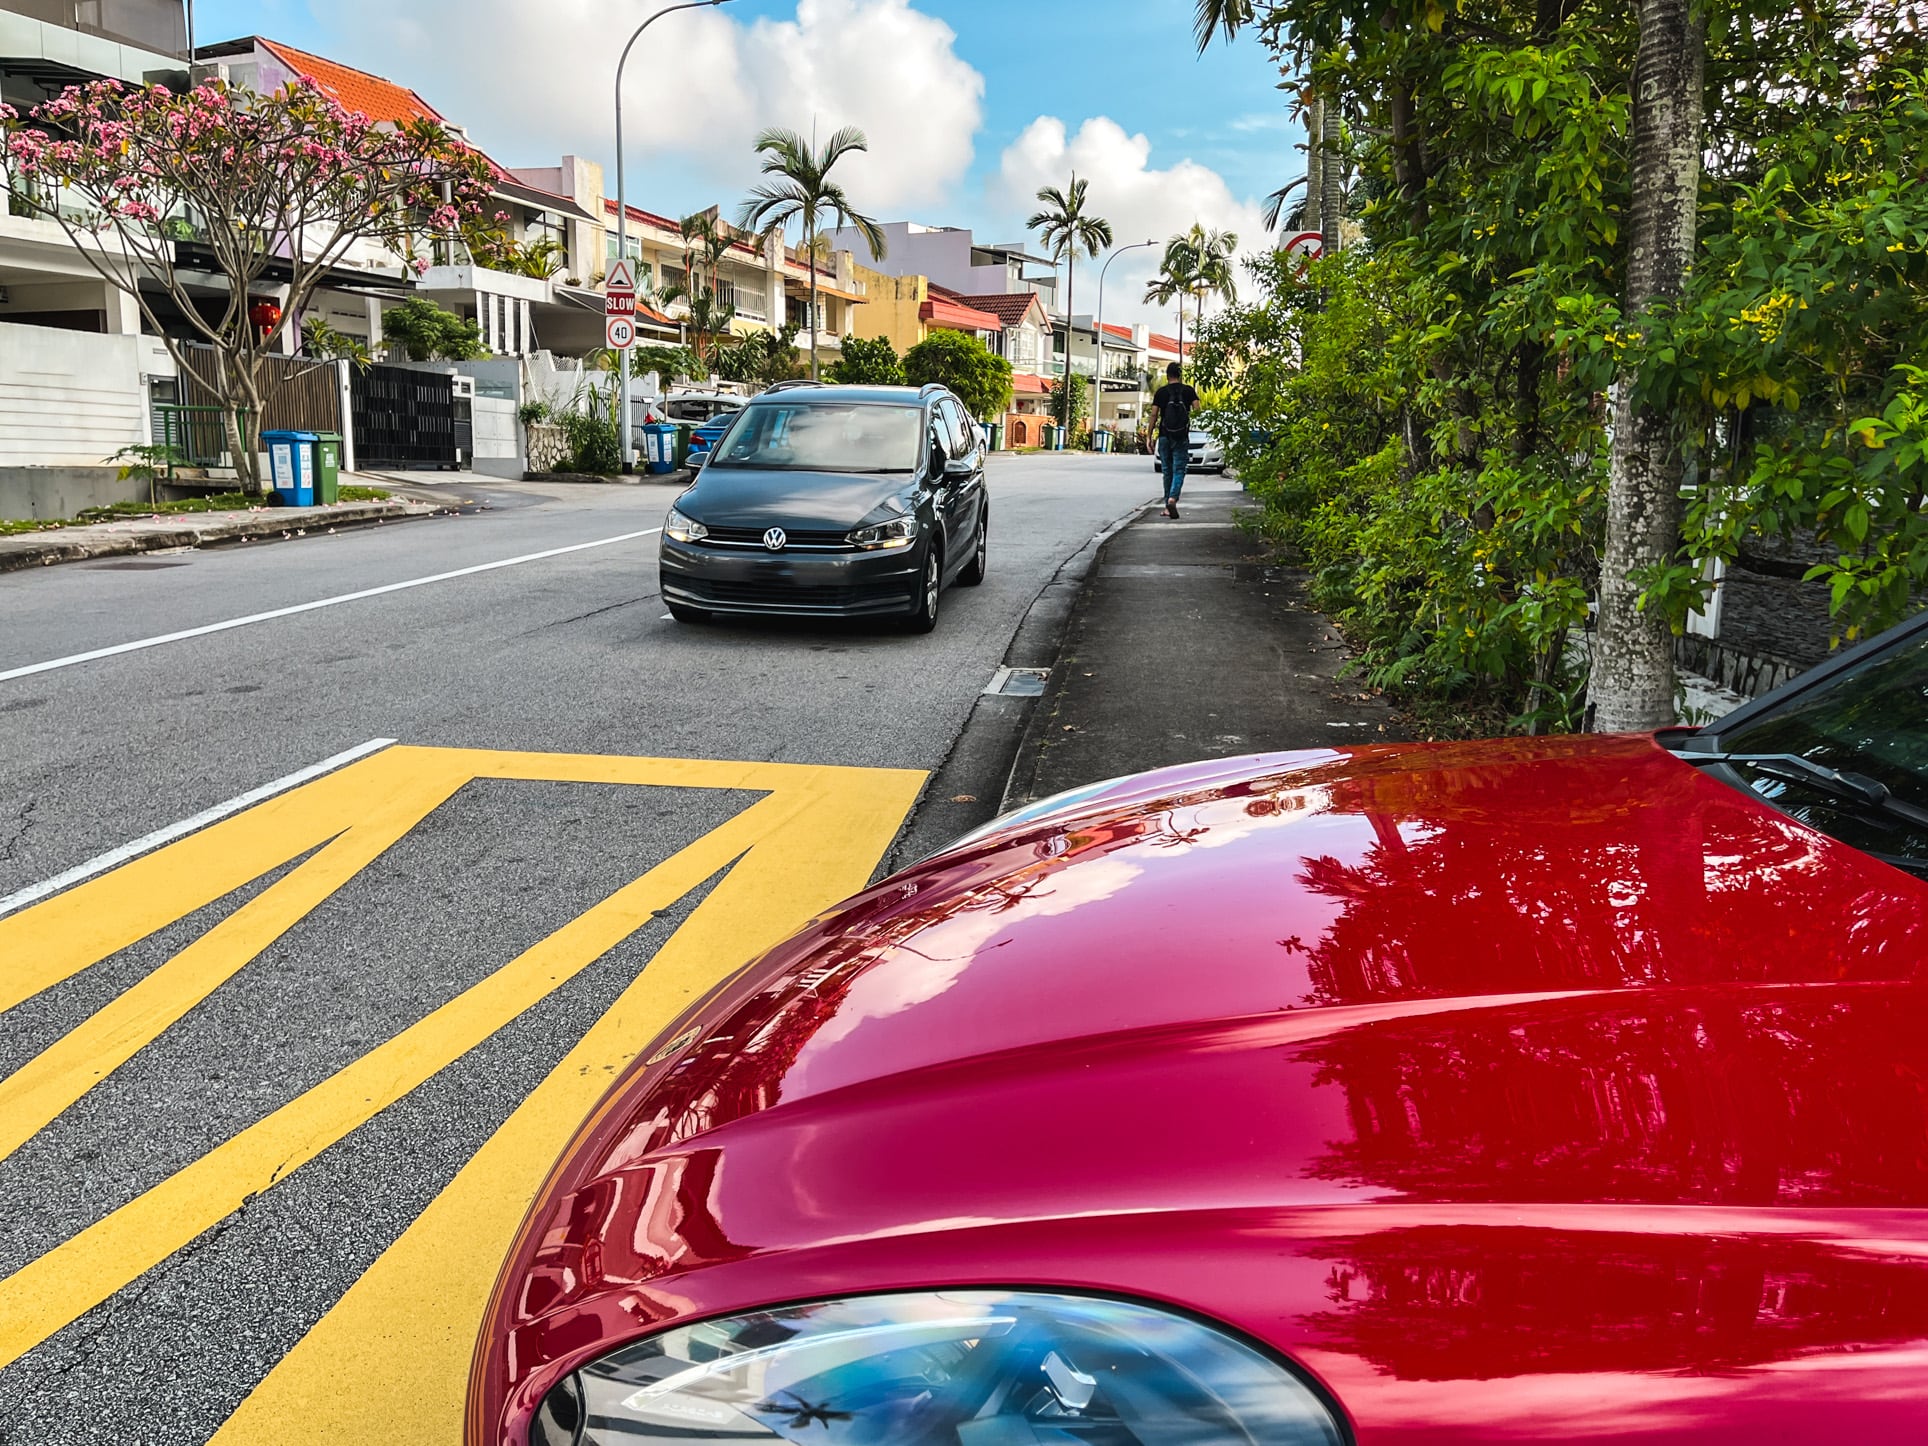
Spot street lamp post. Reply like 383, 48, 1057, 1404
1094, 239, 1155, 441
614, 0, 736, 472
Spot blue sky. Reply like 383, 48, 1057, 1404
188, 0, 1300, 323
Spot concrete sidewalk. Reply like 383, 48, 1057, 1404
0, 496, 437, 574
1004, 476, 1407, 807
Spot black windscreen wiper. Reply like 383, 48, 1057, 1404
1682, 752, 1928, 828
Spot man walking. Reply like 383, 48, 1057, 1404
1150, 361, 1199, 519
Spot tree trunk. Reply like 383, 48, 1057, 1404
1064, 254, 1075, 436
1320, 84, 1344, 256
1304, 94, 1324, 238
1586, 0, 1706, 732
214, 347, 265, 495
807, 223, 821, 382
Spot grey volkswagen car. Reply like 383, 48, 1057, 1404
658, 382, 989, 633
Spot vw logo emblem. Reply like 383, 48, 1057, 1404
763, 528, 787, 551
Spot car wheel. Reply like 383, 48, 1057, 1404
666, 601, 710, 625
958, 506, 988, 586
905, 546, 942, 633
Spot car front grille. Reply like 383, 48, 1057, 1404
700, 525, 854, 552
675, 577, 908, 615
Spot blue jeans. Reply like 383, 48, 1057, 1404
1158, 433, 1189, 500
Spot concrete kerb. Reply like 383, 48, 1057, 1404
880, 496, 1156, 876
995, 506, 1158, 814
0, 499, 439, 575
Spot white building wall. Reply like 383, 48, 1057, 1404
0, 322, 168, 466
472, 396, 518, 463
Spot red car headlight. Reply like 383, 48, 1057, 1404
525, 1290, 1346, 1445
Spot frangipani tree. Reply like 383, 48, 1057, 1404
1, 77, 497, 492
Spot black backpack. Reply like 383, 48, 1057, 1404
1160, 388, 1191, 434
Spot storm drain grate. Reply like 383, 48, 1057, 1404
983, 667, 1051, 697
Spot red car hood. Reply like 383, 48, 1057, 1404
474, 736, 1928, 1444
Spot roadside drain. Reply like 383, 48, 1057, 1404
983, 666, 1051, 697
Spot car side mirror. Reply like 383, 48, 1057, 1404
691, 449, 708, 469
943, 456, 974, 479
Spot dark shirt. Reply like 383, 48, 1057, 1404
1152, 382, 1200, 437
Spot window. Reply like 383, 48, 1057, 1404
939, 399, 973, 453
715, 402, 924, 473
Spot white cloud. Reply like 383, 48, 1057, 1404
317, 0, 983, 213
991, 116, 1272, 331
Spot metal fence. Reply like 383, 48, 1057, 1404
174, 344, 344, 437
350, 364, 457, 470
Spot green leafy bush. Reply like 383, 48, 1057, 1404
828, 334, 905, 385
714, 324, 808, 388
903, 329, 1013, 419
380, 296, 487, 362
1049, 372, 1087, 434
559, 409, 621, 474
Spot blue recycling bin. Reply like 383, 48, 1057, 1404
642, 422, 678, 475
262, 430, 317, 506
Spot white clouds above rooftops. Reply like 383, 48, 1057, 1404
991, 116, 1272, 330
324, 0, 984, 212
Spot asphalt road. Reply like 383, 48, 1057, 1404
0, 453, 1151, 1446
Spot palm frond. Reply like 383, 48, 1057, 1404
817, 125, 870, 172
736, 178, 808, 236
1193, 0, 1255, 51
751, 126, 812, 170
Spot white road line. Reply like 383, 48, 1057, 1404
0, 738, 398, 920
0, 528, 664, 683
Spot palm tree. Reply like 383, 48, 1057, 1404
736, 126, 888, 381
1144, 238, 1198, 358
1143, 225, 1236, 359
1184, 224, 1239, 323
659, 212, 738, 368
1027, 175, 1113, 402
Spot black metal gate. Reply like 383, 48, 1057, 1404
350, 365, 457, 470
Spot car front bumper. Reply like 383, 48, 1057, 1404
660, 536, 923, 617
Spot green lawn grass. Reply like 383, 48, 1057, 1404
2, 487, 392, 535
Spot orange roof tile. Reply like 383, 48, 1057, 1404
921, 296, 1003, 333
951, 292, 1049, 330
258, 39, 446, 127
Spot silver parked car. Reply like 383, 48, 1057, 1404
1152, 428, 1227, 475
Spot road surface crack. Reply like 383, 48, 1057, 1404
514, 592, 659, 637
0, 796, 37, 868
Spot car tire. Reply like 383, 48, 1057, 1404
666, 602, 710, 625
958, 506, 988, 586
905, 546, 942, 634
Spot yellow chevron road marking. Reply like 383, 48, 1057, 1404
0, 748, 925, 1390
0, 763, 469, 1164
210, 757, 922, 1446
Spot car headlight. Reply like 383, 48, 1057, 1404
850, 515, 919, 550
529, 1290, 1345, 1445
665, 508, 707, 543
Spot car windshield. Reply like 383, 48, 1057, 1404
714, 402, 922, 473
1707, 623, 1928, 871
